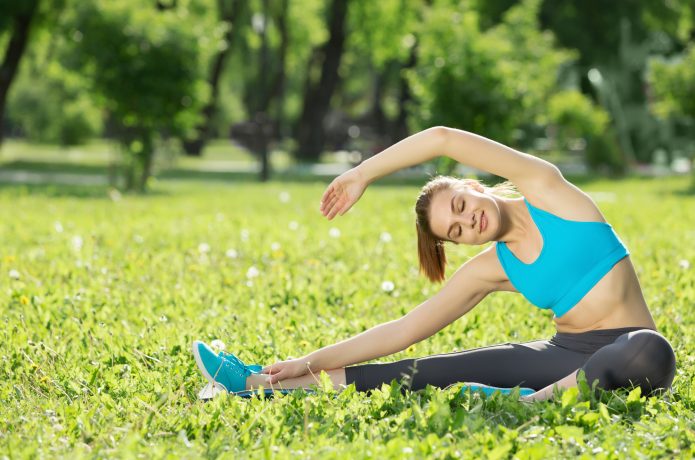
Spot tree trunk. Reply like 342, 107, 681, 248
370, 68, 387, 137
270, 0, 289, 139
294, 0, 348, 162
183, 0, 245, 156
393, 40, 417, 143
137, 134, 154, 192
0, 1, 40, 147
255, 0, 271, 182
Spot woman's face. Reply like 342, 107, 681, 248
428, 185, 496, 245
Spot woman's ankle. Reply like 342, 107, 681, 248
245, 373, 267, 390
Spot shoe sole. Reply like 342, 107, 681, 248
232, 388, 317, 398
192, 340, 230, 392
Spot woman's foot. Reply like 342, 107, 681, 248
461, 382, 535, 397
192, 341, 261, 393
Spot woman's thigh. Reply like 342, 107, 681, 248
345, 340, 590, 392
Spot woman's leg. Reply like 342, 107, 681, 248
344, 339, 591, 392
579, 329, 676, 395
525, 329, 677, 401
244, 340, 589, 393
245, 368, 346, 391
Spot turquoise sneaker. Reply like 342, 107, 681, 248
461, 383, 535, 397
192, 341, 261, 393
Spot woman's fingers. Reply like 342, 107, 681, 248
320, 183, 335, 205
260, 364, 281, 374
327, 196, 348, 219
268, 371, 286, 384
320, 189, 335, 211
322, 192, 340, 215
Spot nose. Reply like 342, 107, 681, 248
456, 211, 476, 230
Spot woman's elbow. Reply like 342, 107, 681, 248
425, 126, 449, 152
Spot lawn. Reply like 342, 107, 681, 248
1, 175, 693, 458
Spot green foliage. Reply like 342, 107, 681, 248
408, 0, 574, 144
648, 45, 695, 121
546, 90, 624, 174
7, 62, 102, 145
348, 0, 421, 70
68, 0, 213, 190
0, 175, 693, 457
647, 45, 695, 185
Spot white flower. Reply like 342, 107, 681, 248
54, 221, 64, 233
210, 339, 226, 351
71, 235, 83, 250
246, 266, 260, 278
226, 249, 238, 259
679, 259, 690, 270
381, 280, 395, 292
288, 221, 299, 231
215, 213, 225, 222
241, 229, 250, 241
271, 242, 281, 251
279, 191, 291, 203
380, 231, 392, 243
108, 188, 122, 202
198, 243, 210, 254
133, 234, 144, 244
329, 227, 341, 238
8, 269, 20, 280
402, 447, 413, 454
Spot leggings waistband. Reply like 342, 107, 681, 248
550, 326, 654, 354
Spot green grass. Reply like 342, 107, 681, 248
1, 175, 694, 458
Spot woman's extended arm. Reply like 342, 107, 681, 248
261, 250, 494, 383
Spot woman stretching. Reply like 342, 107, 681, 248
192, 126, 676, 401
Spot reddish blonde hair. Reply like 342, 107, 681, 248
415, 176, 519, 283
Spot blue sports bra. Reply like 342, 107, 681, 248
495, 198, 629, 317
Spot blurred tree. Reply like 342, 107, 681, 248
182, 0, 246, 157
545, 90, 622, 174
71, 0, 211, 191
473, 0, 694, 168
8, 63, 103, 146
345, 0, 425, 145
294, 0, 349, 162
0, 0, 40, 147
6, 0, 103, 145
408, 0, 581, 174
647, 44, 695, 186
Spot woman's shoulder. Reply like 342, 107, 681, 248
520, 176, 608, 224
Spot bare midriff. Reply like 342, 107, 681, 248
551, 256, 657, 333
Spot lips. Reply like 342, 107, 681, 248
479, 211, 485, 233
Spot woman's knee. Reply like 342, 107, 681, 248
582, 329, 676, 395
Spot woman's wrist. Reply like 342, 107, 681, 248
354, 162, 373, 185
300, 352, 321, 372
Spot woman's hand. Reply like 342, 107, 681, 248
260, 358, 313, 384
320, 166, 368, 219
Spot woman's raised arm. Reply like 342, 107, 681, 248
358, 126, 560, 185
321, 126, 561, 219
320, 127, 444, 219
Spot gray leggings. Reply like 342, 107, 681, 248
344, 327, 676, 395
